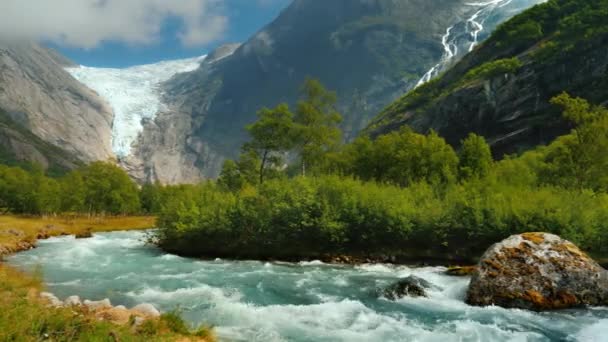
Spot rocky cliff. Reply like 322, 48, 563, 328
367, 0, 608, 157
139, 0, 540, 181
0, 42, 114, 164
0, 108, 81, 175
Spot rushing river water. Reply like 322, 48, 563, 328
7, 231, 608, 341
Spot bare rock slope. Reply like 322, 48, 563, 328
0, 42, 114, 163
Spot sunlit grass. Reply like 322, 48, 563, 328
0, 215, 156, 253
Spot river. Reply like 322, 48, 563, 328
6, 231, 608, 341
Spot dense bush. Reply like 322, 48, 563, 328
0, 161, 140, 215
155, 92, 608, 260
155, 175, 608, 260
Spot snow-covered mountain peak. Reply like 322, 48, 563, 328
66, 55, 206, 157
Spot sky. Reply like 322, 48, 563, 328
0, 0, 292, 68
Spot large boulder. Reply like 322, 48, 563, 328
382, 275, 432, 300
467, 232, 608, 310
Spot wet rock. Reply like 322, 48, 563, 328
75, 228, 93, 239
467, 232, 608, 311
96, 307, 134, 325
382, 275, 431, 300
64, 295, 82, 306
84, 298, 112, 311
40, 292, 63, 307
446, 266, 477, 276
132, 303, 161, 317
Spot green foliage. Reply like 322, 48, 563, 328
0, 161, 141, 215
458, 133, 493, 180
294, 78, 343, 176
246, 103, 297, 183
460, 58, 523, 85
157, 94, 608, 261
155, 175, 608, 259
538, 93, 608, 191
336, 127, 458, 186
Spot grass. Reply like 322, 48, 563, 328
0, 265, 215, 341
0, 215, 156, 255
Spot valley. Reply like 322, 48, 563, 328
1, 0, 608, 341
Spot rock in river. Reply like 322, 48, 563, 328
467, 232, 608, 310
382, 275, 431, 300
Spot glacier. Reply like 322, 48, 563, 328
66, 56, 205, 157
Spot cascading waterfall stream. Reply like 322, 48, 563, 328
416, 0, 534, 87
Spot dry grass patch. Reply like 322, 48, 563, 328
0, 215, 155, 255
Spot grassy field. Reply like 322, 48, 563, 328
0, 215, 156, 256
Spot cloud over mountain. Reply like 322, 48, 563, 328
0, 0, 228, 48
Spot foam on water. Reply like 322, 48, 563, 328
7, 231, 608, 341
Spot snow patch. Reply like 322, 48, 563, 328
66, 56, 206, 157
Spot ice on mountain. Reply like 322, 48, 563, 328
66, 56, 206, 157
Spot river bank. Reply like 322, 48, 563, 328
8, 230, 607, 341
0, 215, 215, 341
0, 215, 155, 256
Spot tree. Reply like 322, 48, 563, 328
80, 162, 141, 215
60, 170, 86, 212
140, 182, 163, 214
294, 78, 342, 176
458, 133, 493, 180
543, 93, 608, 191
246, 103, 296, 184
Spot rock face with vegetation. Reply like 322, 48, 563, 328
467, 233, 608, 311
368, 0, 608, 157
145, 0, 539, 180
0, 43, 114, 165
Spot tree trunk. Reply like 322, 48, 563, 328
301, 158, 306, 177
260, 150, 269, 184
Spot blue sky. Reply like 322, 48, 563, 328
42, 0, 292, 68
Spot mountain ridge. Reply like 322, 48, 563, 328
366, 0, 608, 157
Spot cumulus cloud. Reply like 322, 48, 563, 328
0, 0, 228, 48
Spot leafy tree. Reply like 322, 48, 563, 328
80, 162, 141, 215
246, 103, 296, 183
140, 182, 163, 214
543, 93, 608, 191
59, 170, 86, 213
458, 133, 493, 180
294, 78, 343, 176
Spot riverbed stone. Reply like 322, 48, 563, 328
40, 292, 63, 307
446, 266, 477, 276
84, 298, 112, 311
64, 295, 82, 306
466, 232, 608, 311
132, 303, 161, 317
382, 275, 431, 300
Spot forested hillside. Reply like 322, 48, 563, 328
367, 0, 608, 157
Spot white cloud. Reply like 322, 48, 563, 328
0, 0, 228, 48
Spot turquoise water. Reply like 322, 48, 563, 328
7, 231, 608, 341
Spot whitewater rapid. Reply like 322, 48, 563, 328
417, 0, 545, 87
66, 56, 205, 157
7, 231, 608, 341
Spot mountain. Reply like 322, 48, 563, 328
0, 43, 115, 164
0, 107, 82, 175
367, 0, 608, 156
128, 0, 543, 182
